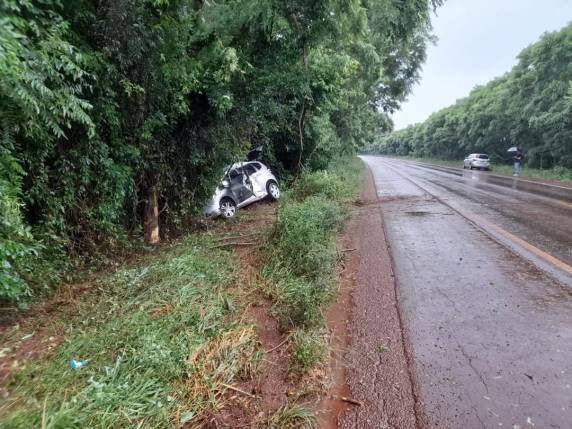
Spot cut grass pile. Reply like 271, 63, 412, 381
1, 236, 258, 428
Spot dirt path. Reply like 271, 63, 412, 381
338, 167, 420, 428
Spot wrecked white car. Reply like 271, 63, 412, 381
204, 161, 280, 218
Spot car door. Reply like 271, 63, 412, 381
243, 163, 265, 197
228, 167, 254, 204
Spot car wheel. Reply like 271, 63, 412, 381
219, 198, 237, 218
469, 165, 473, 170
266, 181, 280, 201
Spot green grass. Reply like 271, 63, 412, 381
263, 157, 363, 329
0, 236, 259, 428
290, 328, 327, 375
388, 155, 572, 183
260, 156, 363, 389
265, 403, 317, 429
488, 164, 572, 182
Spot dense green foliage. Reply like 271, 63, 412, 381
368, 25, 572, 168
1, 0, 440, 300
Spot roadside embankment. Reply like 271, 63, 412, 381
0, 157, 363, 428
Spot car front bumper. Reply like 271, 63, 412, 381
204, 199, 222, 218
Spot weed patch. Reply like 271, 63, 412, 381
258, 156, 363, 419
264, 196, 345, 328
290, 328, 327, 376
264, 403, 317, 429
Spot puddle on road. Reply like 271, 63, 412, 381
405, 211, 431, 217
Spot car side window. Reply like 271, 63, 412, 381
252, 162, 262, 170
243, 164, 257, 176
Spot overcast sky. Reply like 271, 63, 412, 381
391, 0, 572, 130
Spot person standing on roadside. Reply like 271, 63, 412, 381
513, 147, 523, 176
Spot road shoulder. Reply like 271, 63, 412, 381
339, 166, 419, 428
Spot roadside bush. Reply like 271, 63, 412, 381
264, 196, 346, 328
290, 171, 348, 202
270, 196, 345, 282
0, 156, 36, 301
289, 157, 363, 203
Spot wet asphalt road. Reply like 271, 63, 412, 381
361, 156, 572, 429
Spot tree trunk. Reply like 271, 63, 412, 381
297, 101, 306, 171
297, 43, 309, 171
144, 183, 160, 245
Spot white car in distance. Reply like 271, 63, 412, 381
463, 153, 491, 170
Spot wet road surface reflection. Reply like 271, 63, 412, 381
362, 156, 572, 429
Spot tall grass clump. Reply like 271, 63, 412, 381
290, 157, 364, 203
265, 403, 318, 429
290, 328, 327, 375
264, 196, 345, 327
263, 157, 363, 329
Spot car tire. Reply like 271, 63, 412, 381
469, 165, 473, 170
219, 198, 237, 219
266, 181, 280, 201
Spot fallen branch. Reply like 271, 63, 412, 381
341, 248, 357, 252
331, 394, 363, 406
220, 383, 256, 398
265, 336, 290, 353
